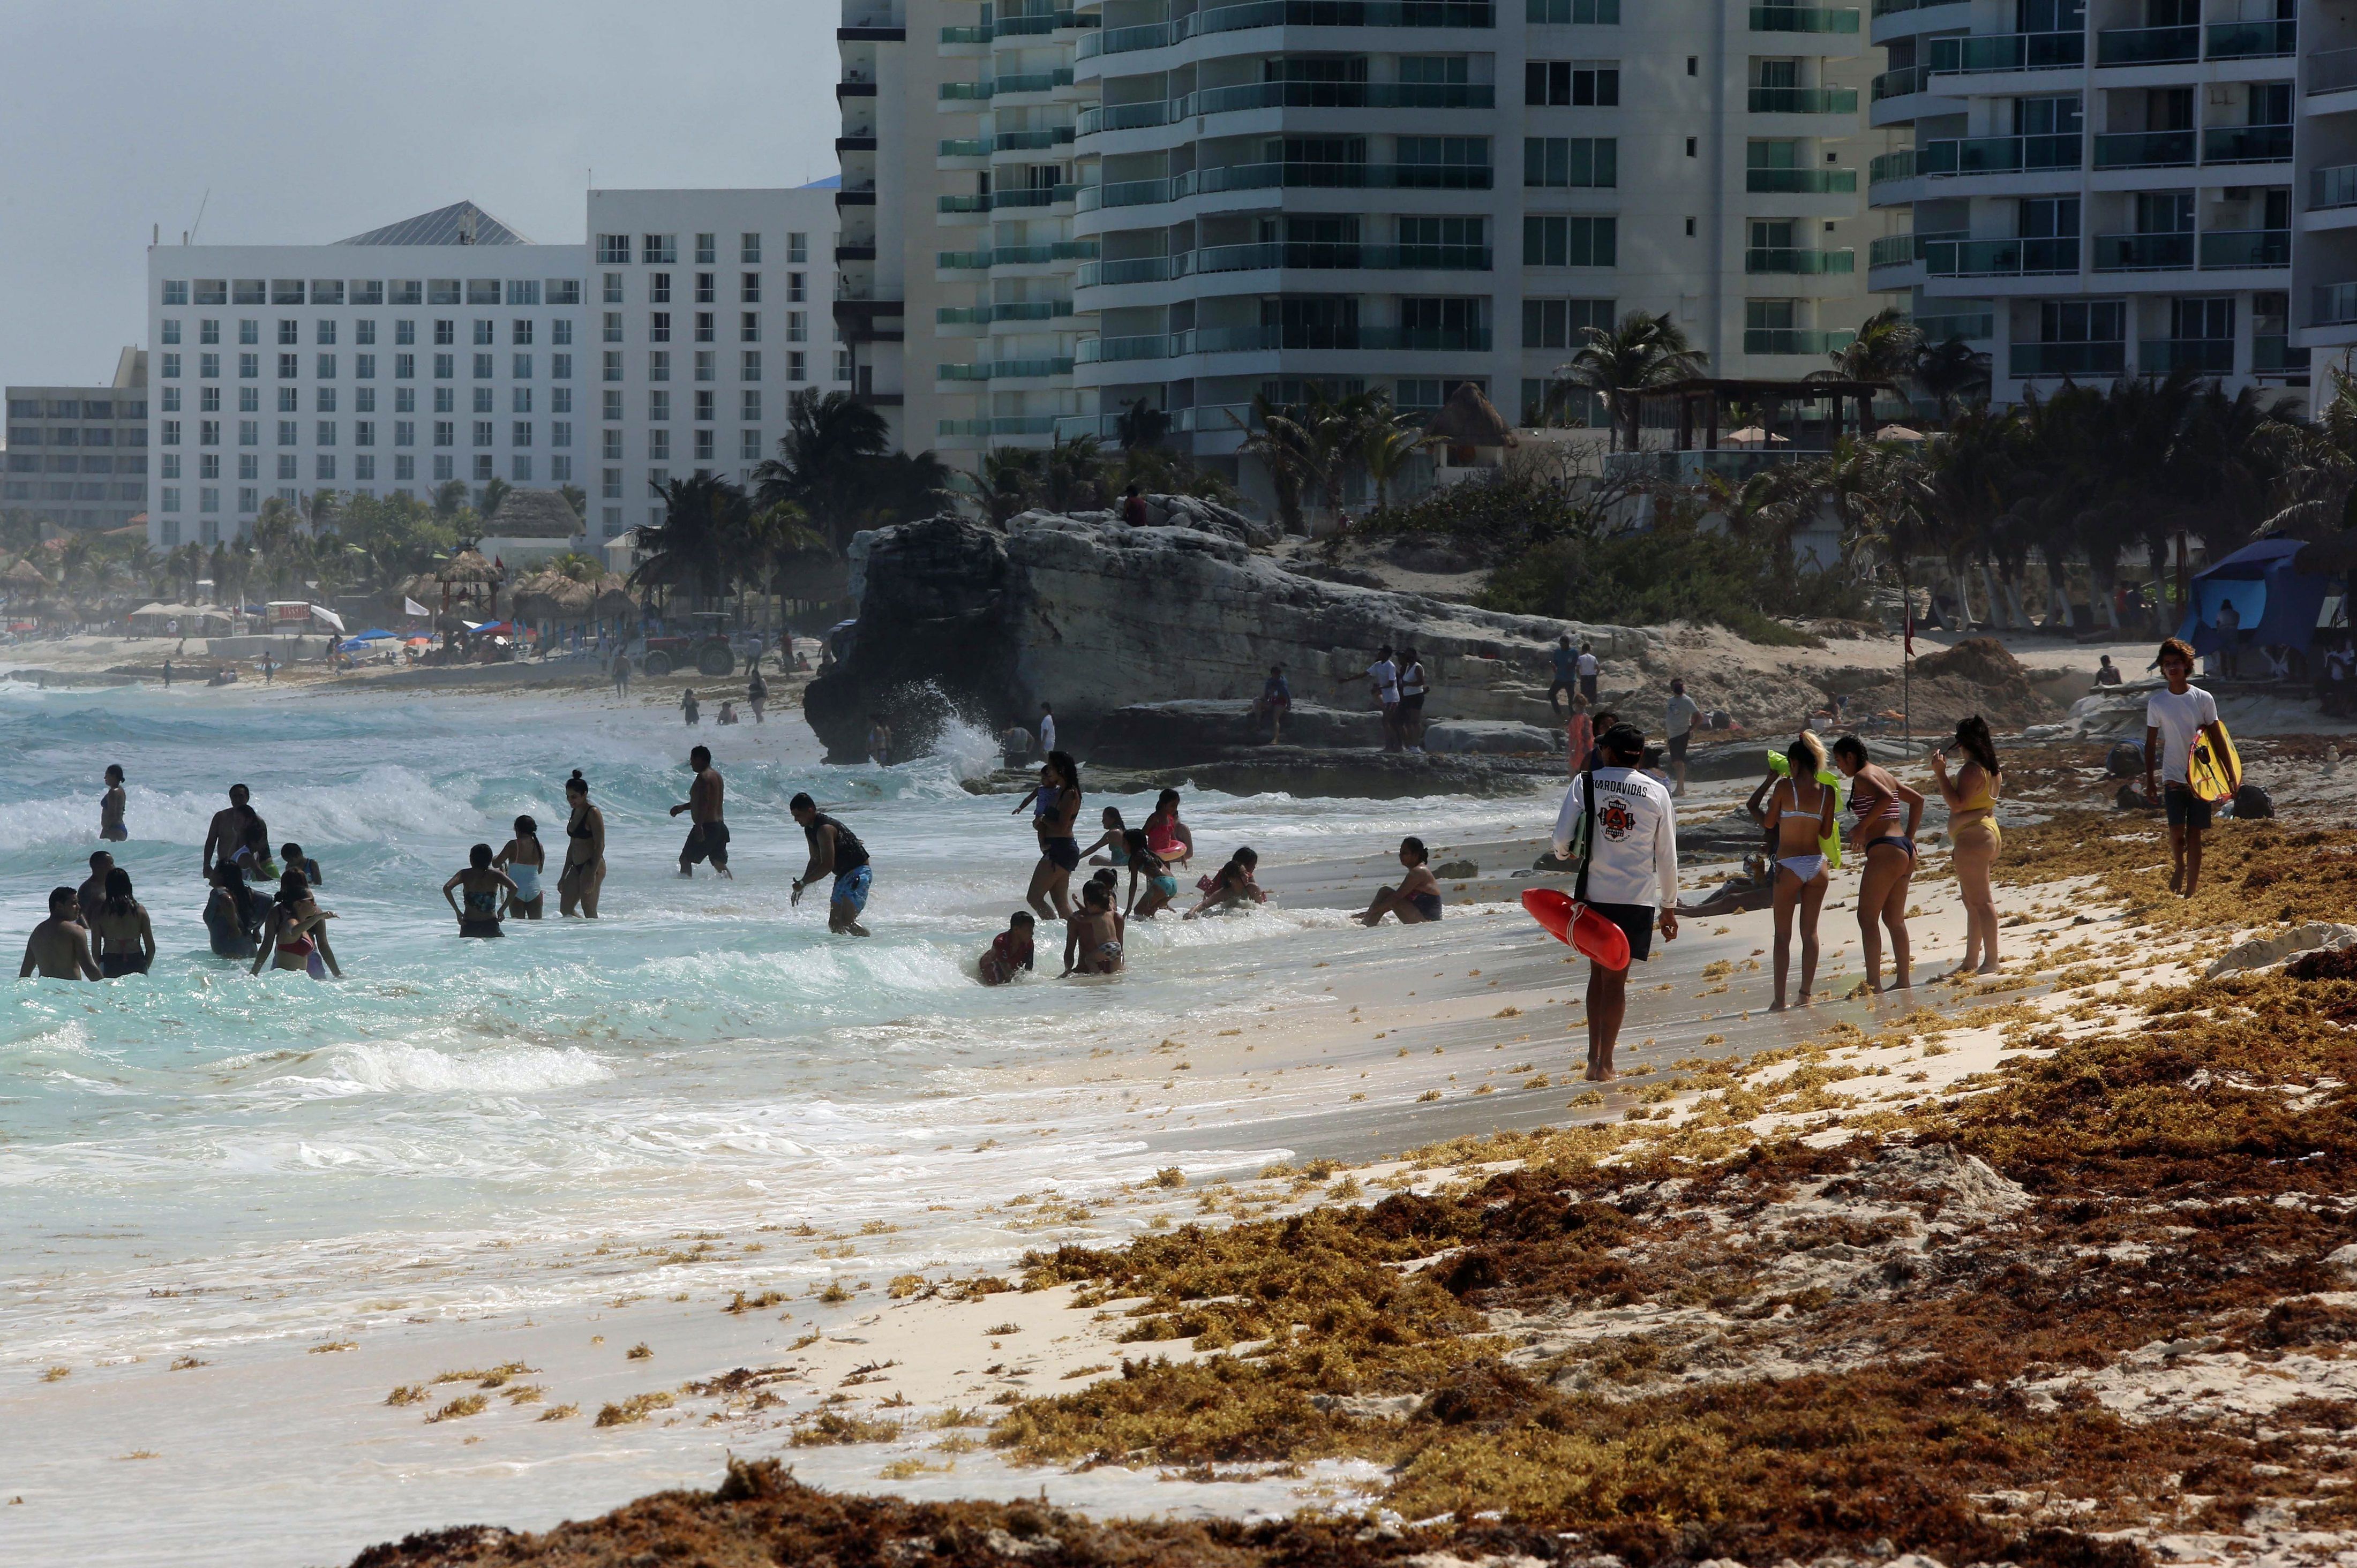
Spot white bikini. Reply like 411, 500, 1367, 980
1774, 778, 1831, 885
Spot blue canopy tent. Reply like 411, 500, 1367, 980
2172, 539, 2331, 661
335, 628, 394, 651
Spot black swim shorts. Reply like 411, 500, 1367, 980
684, 820, 732, 866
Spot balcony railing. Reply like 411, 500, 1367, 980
1912, 311, 1995, 341
2139, 339, 2235, 373
996, 69, 1077, 94
1746, 167, 1859, 192
938, 417, 1064, 438
1197, 242, 1493, 272
2091, 232, 2193, 272
1868, 233, 1918, 267
937, 194, 990, 213
937, 357, 1077, 381
1869, 148, 1918, 182
2203, 124, 2293, 164
1749, 86, 1860, 113
2253, 334, 2296, 371
1871, 66, 1927, 100
2315, 164, 2357, 209
1076, 325, 1495, 362
1917, 133, 2084, 174
992, 185, 1079, 209
1075, 160, 1495, 209
996, 127, 1077, 150
1749, 5, 1860, 33
939, 138, 991, 157
1744, 327, 1858, 354
1076, 101, 1173, 135
2095, 24, 2197, 65
1870, 0, 1921, 17
2092, 130, 2194, 170
2319, 282, 2357, 325
1181, 80, 1497, 114
1924, 236, 2080, 276
936, 302, 1076, 325
2314, 46, 2357, 94
1054, 405, 1256, 441
1925, 31, 2084, 73
2209, 19, 2295, 58
1745, 246, 1857, 273
2199, 228, 2291, 269
936, 241, 1101, 270
2010, 341, 2125, 377
1078, 0, 1498, 56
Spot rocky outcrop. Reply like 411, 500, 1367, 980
804, 511, 1654, 760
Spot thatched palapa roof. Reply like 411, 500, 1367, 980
483, 489, 584, 541
437, 548, 502, 585
1422, 381, 1518, 448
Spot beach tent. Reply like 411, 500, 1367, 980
2172, 538, 2331, 658
337, 629, 394, 650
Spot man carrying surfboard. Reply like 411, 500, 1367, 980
2144, 636, 2238, 898
1549, 722, 1679, 1082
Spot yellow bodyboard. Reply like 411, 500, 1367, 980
2187, 721, 2239, 805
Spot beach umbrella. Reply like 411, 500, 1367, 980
1874, 424, 1928, 443
1724, 426, 1792, 447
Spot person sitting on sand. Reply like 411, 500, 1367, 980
444, 844, 520, 939
1357, 836, 1443, 925
90, 869, 155, 977
1062, 880, 1125, 976
1143, 789, 1192, 869
1830, 734, 1922, 994
1762, 733, 1838, 1011
251, 869, 340, 978
1082, 806, 1128, 865
1184, 847, 1266, 919
20, 887, 100, 981
979, 912, 1036, 986
1122, 830, 1179, 921
494, 816, 546, 919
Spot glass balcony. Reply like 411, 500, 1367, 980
1869, 148, 1918, 183
1925, 31, 2085, 73
1176, 0, 1497, 41
1924, 236, 2080, 276
987, 301, 1075, 322
1746, 167, 1859, 193
940, 242, 1101, 270
2199, 228, 2291, 269
2095, 24, 2198, 65
940, 81, 993, 101
2314, 47, 2357, 94
991, 185, 1078, 209
2139, 339, 2235, 373
1076, 101, 1172, 135
2010, 341, 2125, 376
1749, 86, 1861, 113
1181, 80, 1497, 114
1745, 327, 1858, 354
939, 417, 1064, 438
2203, 125, 2293, 164
937, 358, 1076, 381
1917, 133, 2084, 174
2317, 165, 2357, 209
2253, 334, 2296, 371
1870, 0, 1920, 16
2208, 19, 2294, 58
2318, 283, 2357, 325
1196, 161, 1495, 192
994, 69, 1076, 95
1744, 247, 1857, 273
2090, 232, 2193, 271
1871, 66, 1928, 100
1193, 242, 1495, 272
1750, 5, 1861, 33
1868, 233, 1917, 267
937, 194, 990, 213
996, 128, 1076, 151
940, 24, 990, 43
939, 138, 991, 158
1912, 311, 1994, 341
2092, 130, 2195, 170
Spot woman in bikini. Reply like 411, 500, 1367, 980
1142, 789, 1192, 869
444, 843, 521, 939
494, 815, 547, 919
1762, 733, 1838, 1011
1025, 751, 1083, 923
1081, 806, 1128, 866
1357, 836, 1443, 925
251, 869, 340, 978
558, 771, 606, 918
1830, 734, 1924, 994
90, 868, 154, 977
99, 764, 128, 842
1121, 829, 1179, 921
1931, 714, 2004, 976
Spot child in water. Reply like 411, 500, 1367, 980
1185, 847, 1266, 919
280, 842, 322, 887
494, 816, 546, 919
1063, 880, 1124, 975
717, 700, 739, 725
1122, 829, 1178, 919
978, 911, 1036, 985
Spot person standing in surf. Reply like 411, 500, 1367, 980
559, 771, 606, 917
251, 869, 340, 979
1025, 751, 1083, 923
671, 744, 731, 878
791, 794, 873, 937
494, 816, 547, 918
1550, 722, 1679, 1082
90, 869, 155, 977
79, 850, 116, 928
20, 887, 101, 981
100, 764, 128, 842
2144, 637, 2235, 898
202, 784, 258, 881
443, 844, 521, 938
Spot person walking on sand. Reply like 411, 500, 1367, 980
1025, 751, 1084, 922
494, 816, 546, 918
1664, 679, 1703, 798
1762, 733, 1838, 1011
78, 850, 116, 928
2143, 638, 2234, 896
1933, 714, 2006, 974
1830, 734, 1923, 994
443, 844, 521, 939
20, 887, 100, 981
559, 771, 606, 917
1367, 644, 1402, 752
100, 764, 128, 842
202, 784, 258, 880
671, 744, 731, 878
1357, 836, 1444, 925
1548, 635, 1578, 718
1551, 722, 1678, 1082
90, 869, 155, 977
791, 793, 874, 937
1398, 647, 1430, 753
681, 687, 700, 726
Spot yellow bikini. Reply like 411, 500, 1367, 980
1949, 771, 2001, 854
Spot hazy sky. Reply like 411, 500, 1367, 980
0, 0, 839, 387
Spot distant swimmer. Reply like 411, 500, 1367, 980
1184, 847, 1265, 919
252, 868, 340, 978
204, 864, 265, 958
1357, 836, 1443, 925
91, 869, 155, 977
1122, 830, 1178, 921
790, 793, 873, 937
1025, 751, 1083, 922
444, 844, 520, 939
202, 784, 258, 880
1762, 733, 1838, 1011
494, 816, 546, 918
671, 744, 731, 878
1062, 880, 1124, 976
717, 700, 740, 726
1550, 722, 1679, 1082
21, 887, 101, 981
100, 764, 127, 841
559, 771, 606, 918
978, 911, 1036, 985
79, 850, 116, 928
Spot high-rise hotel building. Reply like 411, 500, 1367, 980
842, 0, 1886, 495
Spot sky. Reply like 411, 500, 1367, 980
0, 0, 840, 387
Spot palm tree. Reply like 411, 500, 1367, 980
431, 479, 469, 519
752, 388, 893, 548
2261, 366, 2357, 540
558, 483, 588, 519
1236, 396, 1315, 534
1115, 398, 1172, 451
1824, 307, 1921, 388
1912, 336, 1992, 423
630, 473, 749, 613
1549, 311, 1708, 451
1362, 421, 1431, 512
478, 477, 513, 522
977, 447, 1041, 524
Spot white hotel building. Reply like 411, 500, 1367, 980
840, 0, 1891, 490
145, 191, 843, 551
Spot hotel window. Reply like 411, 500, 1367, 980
202, 352, 222, 378
513, 421, 534, 447
200, 487, 219, 514
787, 232, 808, 263
552, 352, 572, 380
472, 353, 493, 379
787, 272, 806, 303
787, 350, 807, 382
201, 386, 222, 412
472, 420, 494, 447
741, 312, 761, 342
276, 319, 296, 345
1525, 137, 1617, 187
603, 389, 624, 420
318, 420, 339, 446
162, 320, 183, 345
355, 420, 375, 447
512, 318, 534, 345
392, 281, 423, 306
238, 420, 258, 447
318, 320, 337, 345
238, 454, 258, 480
355, 456, 376, 481
603, 466, 623, 498
162, 353, 182, 379
473, 319, 495, 345
551, 386, 571, 414
650, 312, 672, 343
239, 352, 260, 379
512, 455, 533, 483
513, 353, 534, 379
1528, 0, 1620, 18
475, 455, 495, 480
694, 428, 715, 460
603, 429, 623, 459
548, 280, 581, 306
355, 386, 374, 413
507, 280, 540, 307
433, 456, 454, 481
649, 350, 671, 382
434, 319, 455, 345
696, 272, 716, 304
200, 419, 220, 446
604, 311, 624, 343
649, 428, 671, 459
278, 420, 298, 446
740, 429, 762, 460
164, 280, 190, 305
1523, 297, 1616, 348
604, 350, 624, 382
1526, 59, 1619, 104
695, 350, 717, 382
396, 420, 416, 446
434, 353, 455, 379
201, 320, 222, 344
787, 311, 808, 342
315, 456, 335, 481
695, 311, 715, 342
474, 387, 494, 413
552, 421, 572, 448
741, 350, 762, 381
603, 273, 624, 304
396, 387, 416, 412
834, 348, 851, 381
200, 454, 221, 479
283, 387, 302, 412
597, 233, 630, 265
395, 455, 416, 481
396, 320, 416, 345
236, 486, 257, 513
741, 232, 762, 263
356, 353, 376, 379
317, 353, 337, 379
434, 420, 454, 446
162, 486, 182, 511
694, 389, 716, 421
236, 320, 257, 345
649, 389, 671, 421
740, 389, 762, 421
512, 387, 533, 413
356, 320, 377, 345
649, 272, 672, 304
741, 272, 761, 303
695, 233, 717, 265
1523, 214, 1618, 266
394, 352, 416, 379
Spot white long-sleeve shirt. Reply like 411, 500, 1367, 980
1552, 766, 1679, 910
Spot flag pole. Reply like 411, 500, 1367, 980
1903, 587, 1913, 749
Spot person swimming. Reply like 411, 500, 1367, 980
90, 868, 155, 977
978, 911, 1036, 986
494, 816, 546, 918
1122, 830, 1179, 920
280, 842, 323, 887
1357, 836, 1443, 925
444, 843, 519, 939
100, 764, 127, 842
1184, 847, 1265, 919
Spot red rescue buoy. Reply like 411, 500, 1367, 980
1520, 887, 1631, 971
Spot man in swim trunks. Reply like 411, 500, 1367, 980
2145, 636, 2235, 897
79, 850, 116, 928
671, 744, 731, 878
791, 793, 873, 937
1550, 722, 1679, 1082
1663, 679, 1702, 797
202, 784, 257, 880
20, 887, 101, 981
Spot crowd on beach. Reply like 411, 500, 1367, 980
18, 636, 2240, 1090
